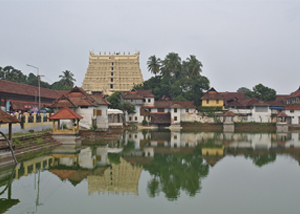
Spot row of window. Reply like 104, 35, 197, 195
206, 99, 220, 104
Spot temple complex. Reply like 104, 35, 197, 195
82, 51, 144, 95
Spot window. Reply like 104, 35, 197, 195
174, 135, 177, 139
112, 62, 114, 66
129, 117, 132, 121
135, 116, 137, 121
216, 99, 219, 104
148, 99, 151, 102
111, 72, 113, 76
290, 110, 294, 113
93, 109, 102, 116
110, 84, 113, 89
206, 99, 209, 104
186, 109, 189, 113
111, 78, 113, 82
174, 108, 177, 113
255, 106, 268, 112
111, 67, 114, 70
174, 116, 177, 121
148, 109, 151, 112
143, 99, 146, 102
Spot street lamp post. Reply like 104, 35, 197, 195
26, 64, 41, 114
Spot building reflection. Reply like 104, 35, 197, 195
3, 130, 300, 205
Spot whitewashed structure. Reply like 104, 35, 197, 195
50, 87, 110, 129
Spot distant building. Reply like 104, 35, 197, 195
82, 51, 144, 95
49, 87, 110, 129
0, 80, 65, 112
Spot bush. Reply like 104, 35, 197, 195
142, 119, 148, 125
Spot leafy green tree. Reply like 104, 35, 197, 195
237, 87, 251, 93
107, 91, 136, 114
147, 55, 160, 76
59, 70, 76, 88
107, 91, 122, 109
121, 102, 136, 114
51, 81, 72, 90
245, 84, 276, 101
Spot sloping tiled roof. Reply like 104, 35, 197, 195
50, 87, 109, 108
284, 104, 300, 110
0, 109, 20, 123
9, 100, 49, 110
90, 93, 111, 105
220, 92, 245, 103
253, 101, 269, 107
240, 97, 260, 107
201, 87, 224, 100
0, 80, 66, 99
150, 112, 171, 124
223, 111, 236, 117
48, 107, 83, 120
289, 87, 300, 98
267, 95, 288, 107
49, 95, 77, 108
153, 101, 196, 109
122, 89, 155, 99
277, 111, 290, 117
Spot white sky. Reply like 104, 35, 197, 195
1, 0, 299, 94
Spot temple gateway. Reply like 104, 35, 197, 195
82, 51, 144, 95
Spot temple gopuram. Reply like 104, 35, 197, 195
82, 51, 144, 95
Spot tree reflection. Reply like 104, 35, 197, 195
245, 152, 277, 167
143, 154, 209, 200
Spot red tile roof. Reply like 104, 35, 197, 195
201, 87, 224, 100
220, 92, 245, 103
9, 100, 49, 111
0, 80, 66, 99
277, 111, 290, 117
284, 104, 300, 110
289, 87, 300, 98
48, 107, 83, 119
122, 89, 155, 99
153, 101, 196, 109
223, 111, 236, 117
0, 109, 20, 123
50, 87, 109, 108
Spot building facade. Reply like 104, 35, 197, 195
82, 52, 144, 95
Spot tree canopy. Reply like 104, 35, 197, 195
245, 83, 276, 102
135, 53, 209, 106
107, 91, 136, 114
0, 65, 75, 91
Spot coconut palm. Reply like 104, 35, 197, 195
59, 70, 76, 87
147, 55, 160, 76
183, 55, 202, 77
161, 52, 182, 79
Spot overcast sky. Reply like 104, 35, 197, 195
1, 0, 299, 94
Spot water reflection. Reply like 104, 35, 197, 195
2, 130, 300, 213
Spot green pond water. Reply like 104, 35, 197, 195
1, 130, 300, 214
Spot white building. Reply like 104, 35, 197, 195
50, 87, 110, 129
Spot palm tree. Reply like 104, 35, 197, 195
161, 52, 182, 79
147, 55, 160, 76
59, 70, 76, 87
183, 55, 202, 77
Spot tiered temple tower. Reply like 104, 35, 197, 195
82, 51, 144, 95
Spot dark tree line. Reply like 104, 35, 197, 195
0, 66, 76, 90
